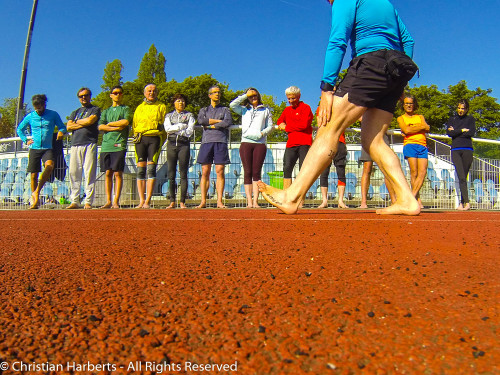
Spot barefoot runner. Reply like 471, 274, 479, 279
258, 0, 420, 216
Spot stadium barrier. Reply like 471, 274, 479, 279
0, 127, 498, 210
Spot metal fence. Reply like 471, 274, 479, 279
0, 128, 499, 210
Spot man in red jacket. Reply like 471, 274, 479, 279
277, 86, 314, 190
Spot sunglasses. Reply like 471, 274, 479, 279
111, 92, 123, 95
78, 94, 90, 98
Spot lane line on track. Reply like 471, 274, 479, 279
0, 218, 498, 223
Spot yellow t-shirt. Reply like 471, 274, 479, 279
132, 101, 167, 137
399, 114, 427, 146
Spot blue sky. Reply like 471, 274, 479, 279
1, 0, 499, 120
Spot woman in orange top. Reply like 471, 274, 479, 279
397, 94, 430, 208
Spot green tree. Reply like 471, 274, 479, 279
0, 98, 28, 138
136, 44, 167, 88
92, 59, 124, 110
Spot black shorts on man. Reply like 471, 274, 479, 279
335, 50, 418, 114
27, 148, 54, 173
100, 150, 126, 172
196, 142, 230, 165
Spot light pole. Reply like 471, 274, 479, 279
16, 0, 39, 126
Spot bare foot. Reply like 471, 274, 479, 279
338, 201, 348, 209
135, 202, 144, 209
257, 180, 300, 215
217, 202, 227, 209
463, 203, 471, 211
66, 203, 79, 209
457, 203, 464, 211
317, 201, 328, 209
30, 192, 40, 209
100, 202, 112, 209
196, 202, 206, 209
246, 204, 253, 208
358, 203, 368, 209
376, 197, 420, 216
84, 203, 92, 209
418, 198, 424, 209
112, 203, 120, 209
166, 202, 176, 209
142, 203, 150, 209
179, 203, 187, 209
253, 203, 261, 208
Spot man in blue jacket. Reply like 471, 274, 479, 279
259, 0, 420, 216
17, 94, 66, 209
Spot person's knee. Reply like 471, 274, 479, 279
147, 164, 157, 179
137, 166, 147, 180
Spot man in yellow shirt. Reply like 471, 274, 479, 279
132, 84, 166, 208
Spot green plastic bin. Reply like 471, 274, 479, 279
268, 171, 284, 189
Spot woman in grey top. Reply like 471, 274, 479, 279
163, 94, 196, 208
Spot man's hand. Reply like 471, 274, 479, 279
447, 126, 454, 131
277, 123, 286, 131
462, 128, 469, 132
27, 139, 34, 146
56, 131, 64, 141
317, 91, 334, 127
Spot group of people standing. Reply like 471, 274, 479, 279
16, 81, 476, 211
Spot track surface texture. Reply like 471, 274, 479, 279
0, 209, 498, 375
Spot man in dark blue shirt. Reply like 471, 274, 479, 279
259, 0, 420, 216
196, 85, 232, 208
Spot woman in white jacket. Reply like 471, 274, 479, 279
163, 94, 196, 208
230, 88, 274, 208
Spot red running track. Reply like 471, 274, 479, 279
0, 209, 498, 374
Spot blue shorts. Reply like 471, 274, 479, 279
197, 142, 230, 165
403, 144, 428, 159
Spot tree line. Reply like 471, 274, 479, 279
1, 44, 499, 157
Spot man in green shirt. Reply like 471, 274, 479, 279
98, 85, 130, 208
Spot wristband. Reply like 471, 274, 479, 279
320, 81, 335, 92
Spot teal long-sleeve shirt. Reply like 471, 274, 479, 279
17, 109, 67, 149
323, 0, 415, 85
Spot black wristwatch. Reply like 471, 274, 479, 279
320, 81, 335, 92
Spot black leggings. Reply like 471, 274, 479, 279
283, 145, 310, 179
452, 149, 473, 204
239, 142, 267, 184
167, 141, 190, 203
319, 142, 347, 187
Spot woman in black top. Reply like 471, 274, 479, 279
446, 99, 476, 211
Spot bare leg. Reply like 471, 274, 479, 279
258, 95, 365, 214
31, 173, 38, 193
283, 178, 292, 190
31, 161, 54, 209
252, 181, 261, 208
143, 182, 155, 209
244, 184, 253, 208
113, 171, 123, 208
136, 161, 146, 208
415, 158, 428, 208
360, 110, 420, 215
317, 186, 328, 208
337, 185, 348, 208
215, 164, 226, 208
359, 161, 373, 208
100, 170, 113, 208
385, 176, 397, 204
196, 164, 211, 208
